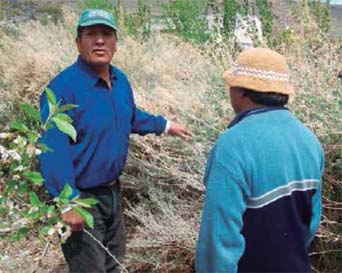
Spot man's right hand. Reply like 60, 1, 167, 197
61, 210, 84, 232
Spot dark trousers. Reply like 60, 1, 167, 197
61, 181, 126, 273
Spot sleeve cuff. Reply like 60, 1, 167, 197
61, 205, 72, 214
164, 120, 171, 135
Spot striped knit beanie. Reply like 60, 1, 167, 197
223, 48, 294, 95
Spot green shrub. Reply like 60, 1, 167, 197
79, 0, 116, 11
238, 0, 252, 17
308, 0, 331, 34
161, 0, 210, 44
222, 0, 238, 36
274, 26, 295, 46
37, 4, 63, 25
256, 0, 273, 46
0, 1, 5, 21
123, 0, 152, 41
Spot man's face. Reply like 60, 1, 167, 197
76, 24, 117, 68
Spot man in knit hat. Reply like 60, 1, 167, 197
195, 47, 324, 273
39, 9, 192, 273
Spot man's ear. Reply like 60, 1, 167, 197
240, 88, 248, 97
113, 32, 118, 52
75, 37, 81, 52
232, 87, 246, 99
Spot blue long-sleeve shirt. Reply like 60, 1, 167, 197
39, 56, 167, 198
196, 108, 324, 273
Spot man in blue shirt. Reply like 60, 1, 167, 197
195, 48, 324, 272
39, 9, 192, 273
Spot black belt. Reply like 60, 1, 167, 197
107, 179, 118, 188
82, 179, 119, 191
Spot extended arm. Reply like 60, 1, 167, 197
128, 84, 192, 139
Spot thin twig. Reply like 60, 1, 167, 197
309, 249, 342, 256
31, 240, 50, 273
0, 227, 13, 234
84, 229, 129, 273
38, 240, 50, 261
311, 264, 320, 273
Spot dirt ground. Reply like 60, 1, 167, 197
1, 238, 67, 273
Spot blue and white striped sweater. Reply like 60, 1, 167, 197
196, 108, 323, 273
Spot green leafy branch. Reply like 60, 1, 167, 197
41, 87, 78, 142
55, 184, 98, 229
0, 88, 97, 242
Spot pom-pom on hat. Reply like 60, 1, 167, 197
223, 48, 294, 95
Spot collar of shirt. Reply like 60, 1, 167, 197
228, 106, 289, 129
76, 55, 117, 88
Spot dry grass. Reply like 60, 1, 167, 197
0, 12, 77, 107
0, 8, 341, 273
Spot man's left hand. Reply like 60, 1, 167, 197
168, 122, 193, 141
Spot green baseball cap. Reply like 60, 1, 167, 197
77, 9, 117, 30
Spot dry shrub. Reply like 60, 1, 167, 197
0, 10, 77, 105
125, 195, 198, 272
115, 34, 229, 121
283, 42, 342, 272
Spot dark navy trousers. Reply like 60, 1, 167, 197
62, 181, 125, 273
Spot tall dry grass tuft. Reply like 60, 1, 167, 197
0, 8, 341, 273
283, 41, 342, 272
0, 11, 78, 106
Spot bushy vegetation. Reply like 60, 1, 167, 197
0, 0, 64, 25
0, 0, 341, 272
161, 0, 210, 44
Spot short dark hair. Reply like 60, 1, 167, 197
77, 26, 83, 38
241, 88, 289, 106
76, 26, 117, 39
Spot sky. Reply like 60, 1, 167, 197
324, 0, 342, 4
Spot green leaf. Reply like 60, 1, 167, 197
73, 198, 98, 208
40, 204, 56, 216
45, 88, 56, 114
6, 180, 15, 193
58, 183, 73, 200
29, 211, 40, 220
47, 215, 59, 225
27, 132, 39, 143
45, 88, 56, 105
10, 121, 28, 132
17, 182, 28, 194
39, 226, 51, 236
36, 143, 52, 153
72, 206, 94, 229
29, 192, 41, 206
51, 117, 77, 142
19, 103, 40, 121
12, 228, 30, 241
22, 171, 44, 185
54, 113, 72, 123
56, 104, 78, 113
